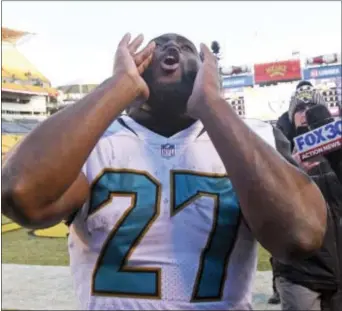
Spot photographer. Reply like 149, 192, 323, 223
272, 82, 342, 310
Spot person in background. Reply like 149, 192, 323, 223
268, 80, 314, 305
275, 80, 313, 148
272, 83, 342, 311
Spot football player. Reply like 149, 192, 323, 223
2, 33, 327, 310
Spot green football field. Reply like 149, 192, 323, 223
1, 215, 271, 270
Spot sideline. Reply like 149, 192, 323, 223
2, 221, 68, 238
1, 264, 279, 310
2, 222, 22, 233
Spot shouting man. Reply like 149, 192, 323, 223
2, 33, 327, 310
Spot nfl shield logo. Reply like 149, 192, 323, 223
161, 144, 176, 159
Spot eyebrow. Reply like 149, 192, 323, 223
154, 35, 198, 53
177, 36, 197, 50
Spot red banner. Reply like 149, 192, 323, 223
254, 60, 302, 84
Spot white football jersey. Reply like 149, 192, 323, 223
68, 115, 276, 310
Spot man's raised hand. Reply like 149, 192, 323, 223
113, 33, 155, 100
187, 43, 221, 119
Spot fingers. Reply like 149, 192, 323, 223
116, 33, 154, 76
135, 41, 156, 67
200, 43, 212, 56
138, 54, 153, 75
200, 43, 218, 66
128, 34, 144, 54
118, 33, 145, 55
118, 33, 131, 47
118, 33, 155, 63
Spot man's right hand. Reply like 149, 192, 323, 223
112, 33, 155, 100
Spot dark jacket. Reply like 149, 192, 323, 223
272, 115, 342, 293
275, 112, 296, 150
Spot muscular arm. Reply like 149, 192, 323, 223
1, 77, 135, 228
199, 98, 327, 259
2, 34, 154, 229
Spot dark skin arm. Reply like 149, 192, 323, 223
187, 44, 327, 260
1, 34, 155, 229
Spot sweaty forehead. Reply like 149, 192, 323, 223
152, 33, 197, 50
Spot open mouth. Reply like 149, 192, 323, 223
160, 48, 180, 72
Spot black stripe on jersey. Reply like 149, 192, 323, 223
117, 117, 139, 136
65, 209, 79, 227
196, 127, 206, 138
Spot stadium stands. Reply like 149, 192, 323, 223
2, 45, 50, 84
1, 119, 40, 157
1, 27, 55, 157
1, 27, 31, 44
56, 81, 99, 106
2, 119, 40, 134
1, 27, 58, 125
318, 84, 341, 109
225, 82, 298, 121
224, 91, 246, 117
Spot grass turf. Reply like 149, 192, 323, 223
1, 215, 271, 270
2, 215, 69, 266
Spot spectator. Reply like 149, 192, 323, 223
268, 80, 315, 305
272, 82, 342, 311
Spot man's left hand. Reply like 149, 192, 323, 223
187, 43, 221, 119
